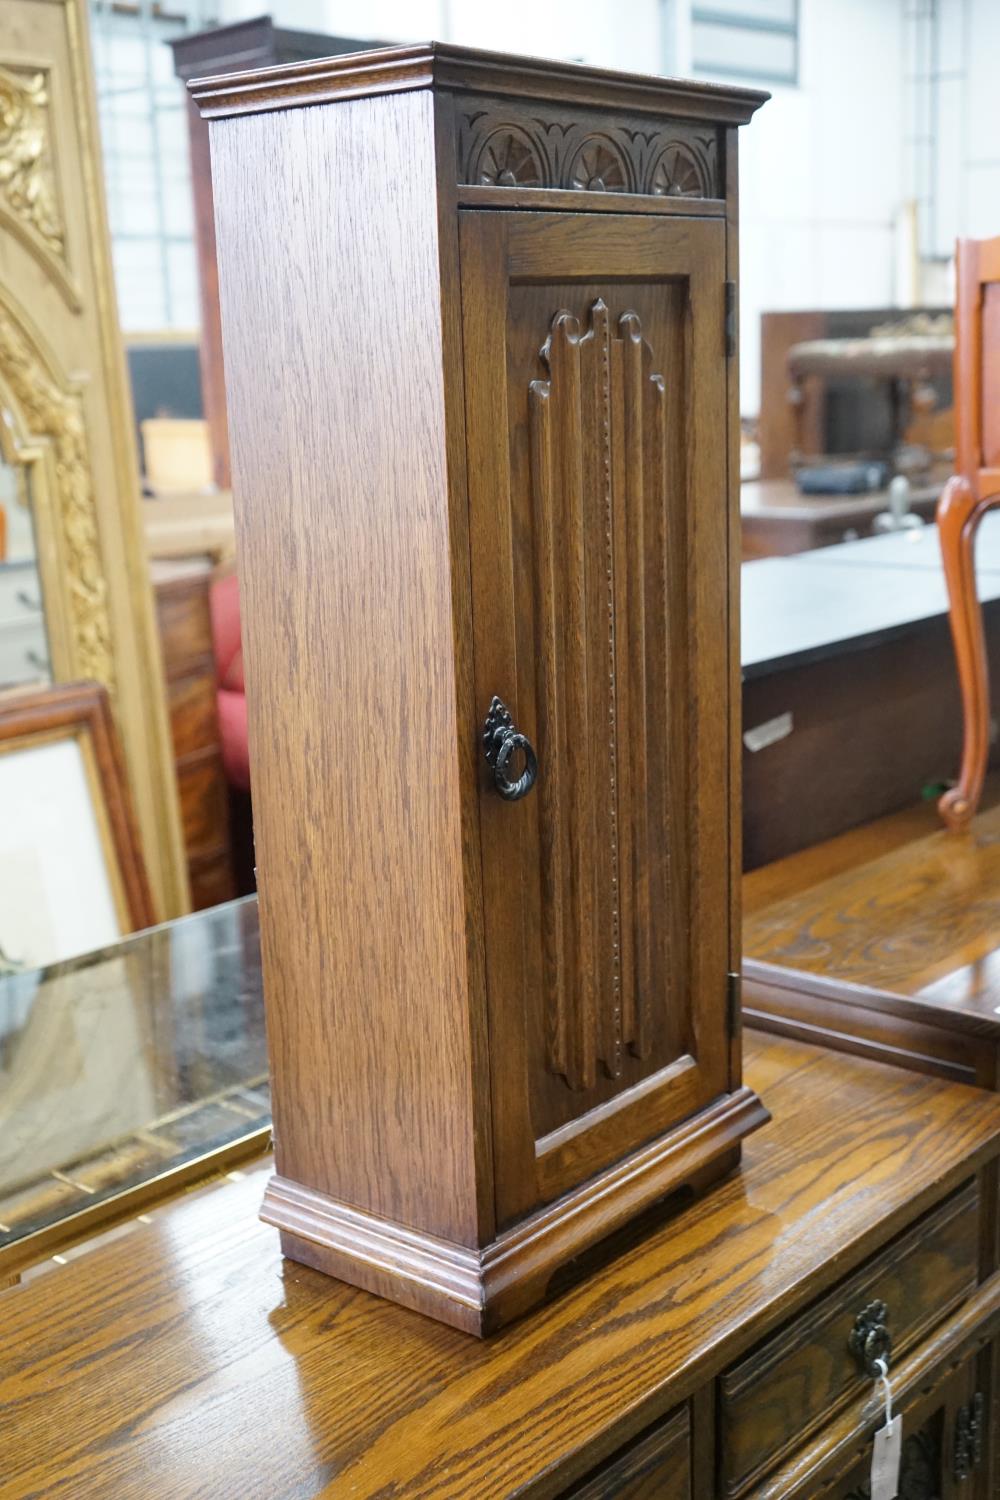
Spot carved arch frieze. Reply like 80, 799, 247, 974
457, 101, 719, 198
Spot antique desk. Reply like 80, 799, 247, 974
741, 518, 1000, 868
3, 1023, 1000, 1498
0, 897, 267, 1280
740, 475, 942, 559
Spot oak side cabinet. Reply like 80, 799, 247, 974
192, 44, 769, 1335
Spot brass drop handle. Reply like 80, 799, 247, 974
848, 1299, 892, 1378
483, 696, 538, 802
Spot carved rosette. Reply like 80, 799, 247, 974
529, 301, 669, 1091
0, 301, 114, 690
458, 105, 718, 198
0, 66, 66, 257
649, 142, 705, 197
470, 125, 544, 187
567, 136, 633, 193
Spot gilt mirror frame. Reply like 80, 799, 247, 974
0, 0, 189, 918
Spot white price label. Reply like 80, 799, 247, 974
870, 1415, 902, 1500
869, 1358, 902, 1500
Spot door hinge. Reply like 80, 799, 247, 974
724, 280, 737, 358
727, 971, 742, 1033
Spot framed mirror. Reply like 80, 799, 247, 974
0, 1, 188, 917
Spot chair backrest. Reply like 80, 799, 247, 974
954, 236, 1000, 493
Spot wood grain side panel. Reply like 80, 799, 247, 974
209, 93, 482, 1244
429, 92, 495, 1243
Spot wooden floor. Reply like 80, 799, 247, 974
744, 774, 1000, 1004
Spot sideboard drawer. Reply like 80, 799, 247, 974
720, 1180, 979, 1495
562, 1409, 689, 1499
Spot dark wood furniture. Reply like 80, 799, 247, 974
745, 958, 1000, 1092
938, 237, 1000, 829
786, 326, 953, 474
741, 520, 1000, 868
4, 1030, 1000, 1497
169, 19, 376, 490
744, 776, 1000, 1092
758, 307, 954, 481
741, 475, 940, 559
152, 559, 235, 910
192, 43, 768, 1333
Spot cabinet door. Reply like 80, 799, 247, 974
461, 211, 732, 1226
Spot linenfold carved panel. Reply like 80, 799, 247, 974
458, 101, 719, 198
529, 300, 671, 1091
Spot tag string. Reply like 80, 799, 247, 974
874, 1356, 893, 1425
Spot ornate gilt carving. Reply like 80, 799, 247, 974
0, 65, 65, 257
458, 103, 719, 197
529, 300, 669, 1090
0, 298, 114, 690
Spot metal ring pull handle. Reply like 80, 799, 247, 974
483, 696, 538, 802
848, 1299, 892, 1378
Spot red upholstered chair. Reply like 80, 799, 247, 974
938, 236, 1000, 828
210, 569, 251, 792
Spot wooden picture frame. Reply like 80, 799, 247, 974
0, 680, 154, 970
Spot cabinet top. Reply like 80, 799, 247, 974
188, 39, 769, 126
5, 1032, 1000, 1498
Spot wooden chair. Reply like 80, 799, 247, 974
938, 236, 1000, 828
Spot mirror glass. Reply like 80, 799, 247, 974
0, 456, 50, 689
0, 897, 268, 1255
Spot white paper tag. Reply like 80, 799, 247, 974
870, 1415, 903, 1499
870, 1360, 902, 1500
743, 711, 793, 753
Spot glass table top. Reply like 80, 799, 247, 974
0, 895, 268, 1261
